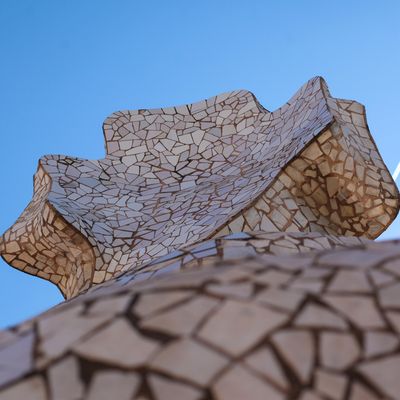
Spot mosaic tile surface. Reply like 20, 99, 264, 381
0, 77, 398, 298
1, 235, 400, 399
0, 77, 399, 399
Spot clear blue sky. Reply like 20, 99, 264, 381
0, 0, 399, 328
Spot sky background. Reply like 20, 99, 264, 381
0, 0, 399, 328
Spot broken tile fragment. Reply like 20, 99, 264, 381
73, 318, 159, 368
148, 374, 201, 400
358, 355, 400, 399
149, 338, 228, 386
213, 364, 285, 400
271, 329, 314, 384
198, 299, 288, 356
87, 370, 140, 400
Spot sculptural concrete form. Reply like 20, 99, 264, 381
0, 77, 399, 399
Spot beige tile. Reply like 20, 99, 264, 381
205, 282, 253, 299
368, 270, 396, 287
134, 290, 193, 318
349, 382, 380, 400
320, 332, 359, 370
87, 370, 140, 400
149, 338, 228, 386
328, 270, 371, 293
39, 307, 111, 361
88, 294, 131, 315
0, 332, 34, 386
245, 346, 289, 390
254, 269, 293, 286
256, 288, 304, 312
317, 249, 392, 269
73, 318, 159, 368
379, 282, 400, 308
271, 329, 314, 384
298, 391, 324, 400
289, 278, 324, 293
48, 356, 84, 400
198, 299, 288, 356
323, 295, 386, 329
364, 331, 399, 358
315, 369, 347, 400
386, 311, 400, 332
148, 374, 201, 400
139, 296, 218, 336
0, 376, 47, 400
294, 303, 348, 329
358, 355, 400, 399
213, 364, 285, 400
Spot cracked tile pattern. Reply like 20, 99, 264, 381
0, 77, 398, 298
0, 77, 399, 399
0, 235, 400, 399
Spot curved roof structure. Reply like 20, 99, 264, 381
0, 77, 398, 299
